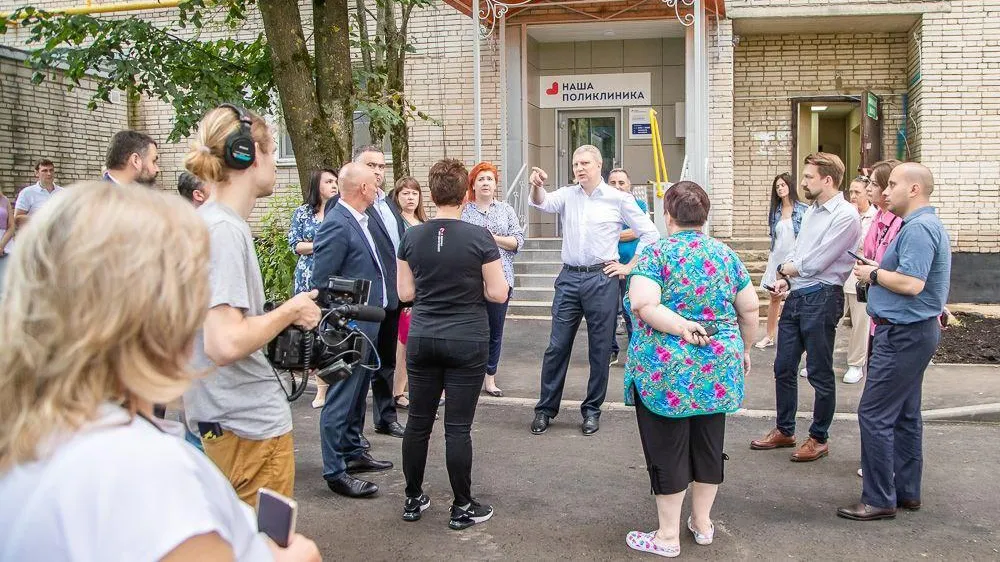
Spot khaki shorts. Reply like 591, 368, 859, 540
202, 430, 295, 506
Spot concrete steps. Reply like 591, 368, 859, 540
510, 237, 774, 320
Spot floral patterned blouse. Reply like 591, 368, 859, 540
287, 204, 323, 294
460, 200, 525, 287
623, 230, 751, 418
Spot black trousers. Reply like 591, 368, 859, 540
633, 386, 726, 495
402, 336, 488, 507
371, 307, 400, 427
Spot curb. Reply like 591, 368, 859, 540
474, 396, 1000, 424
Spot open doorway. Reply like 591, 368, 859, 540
792, 94, 882, 191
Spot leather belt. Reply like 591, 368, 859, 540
564, 264, 605, 273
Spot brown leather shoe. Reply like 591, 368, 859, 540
837, 502, 896, 521
750, 428, 795, 450
790, 437, 829, 462
897, 499, 921, 511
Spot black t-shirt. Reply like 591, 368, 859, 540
397, 219, 501, 342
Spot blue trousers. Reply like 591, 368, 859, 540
773, 284, 843, 442
860, 318, 939, 508
535, 268, 619, 419
611, 277, 634, 356
320, 364, 371, 480
485, 288, 513, 376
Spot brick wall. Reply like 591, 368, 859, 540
709, 17, 735, 239
0, 49, 128, 198
731, 32, 910, 238
917, 0, 1000, 252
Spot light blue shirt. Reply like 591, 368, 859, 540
338, 200, 388, 307
867, 206, 951, 324
374, 190, 401, 252
787, 192, 861, 291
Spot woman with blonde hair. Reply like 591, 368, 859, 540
0, 183, 319, 561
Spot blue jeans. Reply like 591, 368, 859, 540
535, 268, 619, 419
485, 288, 513, 376
773, 284, 844, 442
860, 318, 938, 508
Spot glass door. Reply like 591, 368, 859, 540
558, 110, 622, 187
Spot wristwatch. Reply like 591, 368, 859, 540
869, 268, 880, 286
777, 263, 786, 277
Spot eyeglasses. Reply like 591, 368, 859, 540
854, 175, 871, 184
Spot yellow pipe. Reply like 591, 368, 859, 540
3, 1, 181, 20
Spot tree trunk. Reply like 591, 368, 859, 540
313, 0, 355, 169
386, 1, 413, 178
258, 0, 330, 196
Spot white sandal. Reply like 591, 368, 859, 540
626, 531, 680, 558
754, 337, 775, 349
687, 516, 715, 545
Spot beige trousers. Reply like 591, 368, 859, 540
844, 292, 870, 367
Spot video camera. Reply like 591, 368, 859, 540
264, 277, 385, 398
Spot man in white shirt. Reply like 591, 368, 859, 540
527, 145, 660, 436
13, 159, 63, 228
750, 152, 861, 462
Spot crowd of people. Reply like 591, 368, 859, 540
0, 101, 953, 560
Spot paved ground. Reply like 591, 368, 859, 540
291, 402, 1000, 561
288, 318, 1000, 560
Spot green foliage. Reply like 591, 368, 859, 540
1, 3, 275, 142
254, 191, 302, 303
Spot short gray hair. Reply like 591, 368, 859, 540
573, 144, 602, 165
352, 144, 384, 162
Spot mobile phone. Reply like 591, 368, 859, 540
847, 250, 876, 266
762, 284, 776, 292
702, 325, 719, 337
257, 488, 298, 548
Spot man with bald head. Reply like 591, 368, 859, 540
312, 162, 395, 498
839, 163, 952, 521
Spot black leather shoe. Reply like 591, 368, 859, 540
326, 473, 378, 498
897, 499, 921, 511
836, 502, 896, 521
581, 415, 600, 436
346, 452, 393, 473
374, 421, 405, 438
360, 434, 371, 450
530, 413, 550, 435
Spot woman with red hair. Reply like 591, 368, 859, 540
461, 162, 524, 397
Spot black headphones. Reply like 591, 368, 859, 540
219, 103, 256, 170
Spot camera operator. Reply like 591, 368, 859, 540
183, 105, 321, 505
312, 162, 395, 498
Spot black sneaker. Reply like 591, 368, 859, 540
449, 500, 494, 530
402, 494, 431, 522
609, 352, 619, 366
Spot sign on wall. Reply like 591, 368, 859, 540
629, 107, 653, 139
539, 73, 651, 109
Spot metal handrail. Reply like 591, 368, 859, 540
504, 163, 527, 200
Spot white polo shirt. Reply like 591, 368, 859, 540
14, 182, 64, 216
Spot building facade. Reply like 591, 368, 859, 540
0, 0, 997, 300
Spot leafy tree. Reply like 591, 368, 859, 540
1, 0, 435, 193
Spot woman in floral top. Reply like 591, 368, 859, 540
623, 181, 759, 559
288, 168, 338, 408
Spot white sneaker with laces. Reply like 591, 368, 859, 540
843, 366, 864, 384
799, 368, 808, 378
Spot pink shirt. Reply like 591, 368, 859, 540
863, 208, 902, 263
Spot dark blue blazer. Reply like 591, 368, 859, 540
326, 193, 405, 310
312, 202, 386, 342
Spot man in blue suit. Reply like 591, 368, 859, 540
312, 162, 394, 498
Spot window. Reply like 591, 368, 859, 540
275, 112, 392, 165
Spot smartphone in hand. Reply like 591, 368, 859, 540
847, 250, 877, 266
257, 488, 298, 548
762, 284, 776, 292
702, 325, 719, 337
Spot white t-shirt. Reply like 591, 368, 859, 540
0, 404, 273, 562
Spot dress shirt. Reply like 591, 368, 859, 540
374, 189, 401, 252
529, 181, 659, 267
461, 199, 524, 287
787, 192, 861, 291
339, 200, 388, 307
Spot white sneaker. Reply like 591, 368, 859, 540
857, 468, 863, 478
843, 366, 864, 384
799, 368, 808, 378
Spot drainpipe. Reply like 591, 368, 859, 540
4, 1, 181, 18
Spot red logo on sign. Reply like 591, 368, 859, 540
545, 82, 559, 95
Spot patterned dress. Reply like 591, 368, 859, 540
287, 204, 323, 294
623, 230, 751, 418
